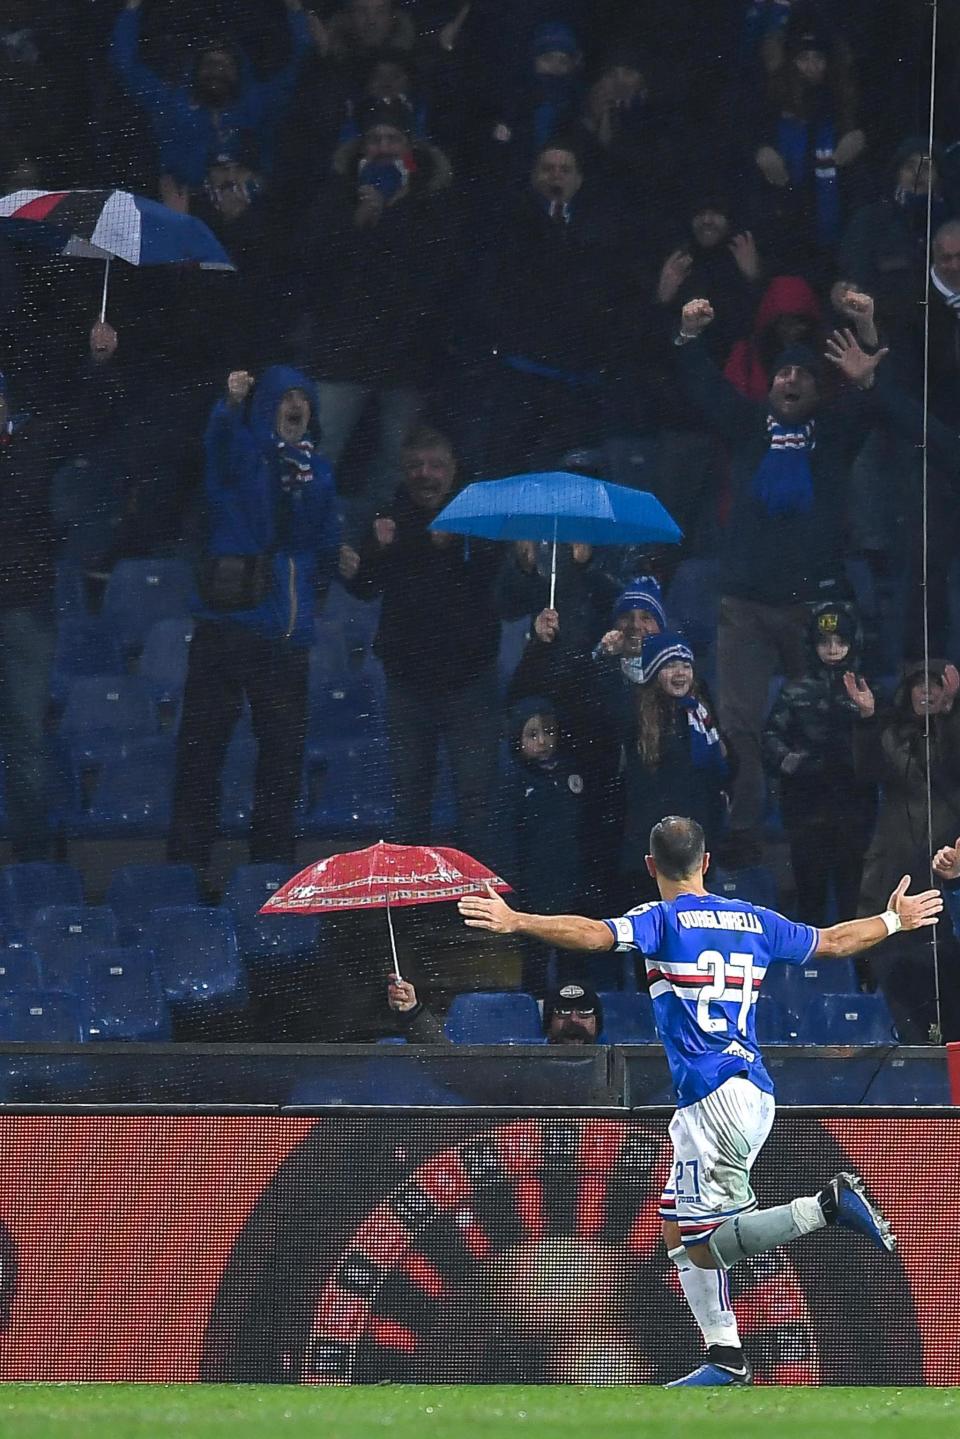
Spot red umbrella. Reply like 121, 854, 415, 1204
259, 840, 511, 980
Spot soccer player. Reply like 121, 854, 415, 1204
458, 814, 942, 1387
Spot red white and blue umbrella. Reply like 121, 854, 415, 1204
0, 188, 235, 320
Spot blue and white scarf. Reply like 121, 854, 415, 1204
276, 437, 314, 493
751, 416, 815, 517
681, 696, 726, 774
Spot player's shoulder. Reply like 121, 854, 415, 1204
625, 900, 664, 917
607, 900, 666, 949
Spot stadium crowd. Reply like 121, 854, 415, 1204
0, 0, 959, 1047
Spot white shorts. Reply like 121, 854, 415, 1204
659, 1077, 776, 1248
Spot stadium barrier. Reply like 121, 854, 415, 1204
0, 1108, 955, 1386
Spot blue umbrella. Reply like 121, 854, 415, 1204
0, 188, 235, 322
430, 471, 682, 607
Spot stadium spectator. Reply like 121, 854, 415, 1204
469, 137, 633, 474
0, 369, 58, 860
168, 366, 340, 872
673, 297, 911, 866
110, 0, 312, 205
493, 694, 588, 993
762, 602, 876, 927
312, 0, 417, 65
290, 95, 456, 540
746, 15, 866, 278
723, 274, 823, 401
488, 22, 585, 183
338, 424, 502, 859
653, 195, 763, 366
388, 976, 602, 1044
838, 138, 946, 340
496, 541, 621, 660
618, 633, 728, 907
848, 658, 960, 1039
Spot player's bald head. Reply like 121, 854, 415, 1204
649, 816, 706, 880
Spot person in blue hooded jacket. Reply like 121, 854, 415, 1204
110, 0, 311, 200
168, 364, 340, 872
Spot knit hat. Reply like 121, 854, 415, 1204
640, 631, 694, 683
543, 982, 602, 1033
811, 604, 855, 647
509, 694, 558, 746
771, 343, 821, 380
612, 575, 665, 627
358, 96, 414, 137
532, 22, 579, 58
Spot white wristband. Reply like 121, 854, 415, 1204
880, 910, 902, 936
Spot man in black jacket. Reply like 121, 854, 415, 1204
339, 424, 502, 857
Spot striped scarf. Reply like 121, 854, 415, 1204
681, 696, 726, 773
751, 416, 815, 517
276, 437, 314, 493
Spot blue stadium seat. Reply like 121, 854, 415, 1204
582, 952, 637, 992
138, 617, 194, 706
80, 948, 171, 1040
444, 991, 544, 1044
798, 993, 898, 1045
863, 1055, 952, 1105
82, 738, 175, 837
302, 738, 394, 838
763, 958, 859, 1002
308, 669, 385, 743
0, 990, 84, 1042
100, 558, 194, 653
106, 863, 199, 940
707, 866, 778, 909
754, 994, 802, 1044
0, 947, 42, 995
311, 619, 349, 680
222, 864, 320, 970
597, 991, 658, 1043
148, 906, 247, 1009
51, 618, 125, 707
0, 863, 84, 937
27, 906, 120, 991
54, 564, 89, 618
60, 675, 159, 766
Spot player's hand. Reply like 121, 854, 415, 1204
534, 607, 559, 643
680, 298, 714, 336
843, 671, 875, 718
458, 884, 518, 934
886, 875, 942, 930
933, 838, 960, 882
387, 977, 418, 1012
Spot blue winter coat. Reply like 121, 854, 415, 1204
199, 365, 340, 647
110, 6, 311, 186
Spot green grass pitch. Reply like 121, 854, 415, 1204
0, 1385, 958, 1439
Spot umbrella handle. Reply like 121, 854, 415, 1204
548, 515, 558, 611
386, 895, 402, 983
99, 255, 111, 325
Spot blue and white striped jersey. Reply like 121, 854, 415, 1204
604, 894, 818, 1107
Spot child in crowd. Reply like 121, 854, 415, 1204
619, 633, 729, 908
763, 602, 875, 927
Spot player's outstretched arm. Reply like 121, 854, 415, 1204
815, 876, 942, 957
458, 887, 615, 952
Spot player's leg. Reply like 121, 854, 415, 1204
660, 1092, 760, 1387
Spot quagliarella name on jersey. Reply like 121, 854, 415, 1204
676, 910, 764, 934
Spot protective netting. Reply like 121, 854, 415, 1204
0, 1, 956, 1052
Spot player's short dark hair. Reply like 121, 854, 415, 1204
649, 816, 705, 880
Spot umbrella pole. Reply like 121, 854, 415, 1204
548, 516, 558, 610
99, 255, 111, 324
386, 894, 403, 982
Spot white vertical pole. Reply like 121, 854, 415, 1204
99, 255, 111, 324
386, 893, 402, 982
548, 514, 558, 610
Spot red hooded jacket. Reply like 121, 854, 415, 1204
722, 275, 823, 401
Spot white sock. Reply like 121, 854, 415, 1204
709, 1195, 826, 1270
673, 1252, 741, 1350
